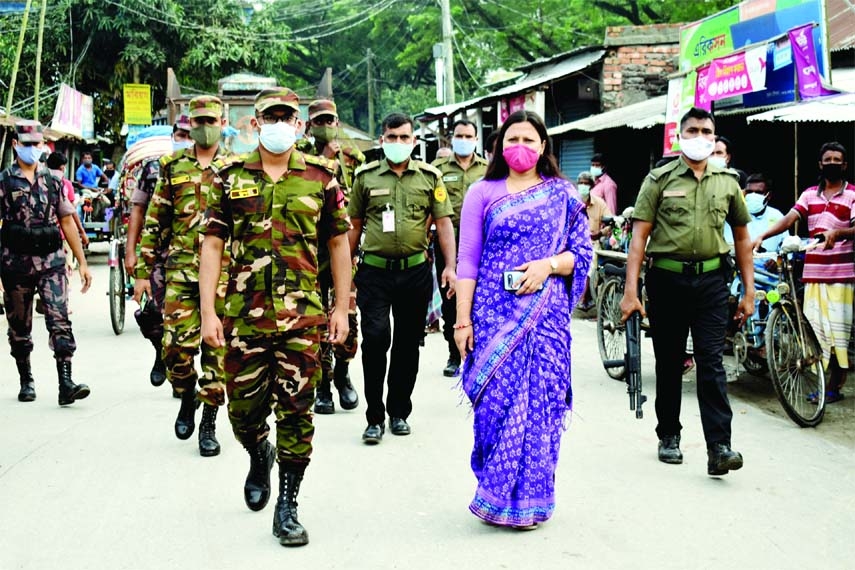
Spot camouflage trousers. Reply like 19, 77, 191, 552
2, 266, 75, 362
137, 262, 165, 342
224, 328, 321, 466
318, 266, 358, 378
162, 279, 226, 406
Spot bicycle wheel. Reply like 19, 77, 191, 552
765, 303, 825, 427
109, 255, 126, 336
597, 277, 626, 380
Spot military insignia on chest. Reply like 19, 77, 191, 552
230, 186, 260, 200
170, 175, 191, 185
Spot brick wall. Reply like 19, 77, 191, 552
602, 25, 681, 111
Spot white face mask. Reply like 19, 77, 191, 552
589, 166, 603, 178
708, 156, 728, 169
745, 192, 767, 215
259, 122, 298, 154
680, 136, 715, 162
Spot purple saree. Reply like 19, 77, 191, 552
459, 177, 591, 526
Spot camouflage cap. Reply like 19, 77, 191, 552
189, 95, 223, 119
15, 120, 44, 143
175, 114, 191, 131
254, 87, 300, 114
308, 99, 338, 120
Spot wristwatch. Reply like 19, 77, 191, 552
549, 256, 558, 273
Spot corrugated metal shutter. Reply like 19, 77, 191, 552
559, 137, 594, 180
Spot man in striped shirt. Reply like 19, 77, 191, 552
754, 141, 855, 403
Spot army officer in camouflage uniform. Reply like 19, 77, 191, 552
298, 98, 362, 414
200, 87, 352, 547
1, 120, 92, 405
136, 97, 228, 457
348, 112, 456, 444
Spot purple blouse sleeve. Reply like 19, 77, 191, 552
457, 180, 491, 280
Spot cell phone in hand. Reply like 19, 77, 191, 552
503, 270, 524, 291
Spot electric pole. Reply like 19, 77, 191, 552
367, 48, 375, 138
440, 0, 455, 104
33, 0, 48, 119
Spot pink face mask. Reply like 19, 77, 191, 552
503, 144, 541, 173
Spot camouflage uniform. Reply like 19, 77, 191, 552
298, 99, 363, 412
138, 143, 228, 406
207, 141, 349, 462
1, 121, 90, 405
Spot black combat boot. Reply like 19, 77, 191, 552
149, 339, 167, 387
244, 439, 276, 511
174, 389, 200, 440
16, 359, 36, 402
333, 359, 359, 410
57, 361, 90, 406
272, 466, 309, 546
198, 404, 221, 457
314, 370, 335, 415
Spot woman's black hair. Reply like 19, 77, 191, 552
483, 110, 564, 181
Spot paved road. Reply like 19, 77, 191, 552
1, 248, 853, 569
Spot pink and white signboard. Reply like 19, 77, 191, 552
694, 45, 767, 110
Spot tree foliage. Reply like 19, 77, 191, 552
0, 0, 739, 139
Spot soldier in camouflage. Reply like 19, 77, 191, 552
200, 87, 352, 547
125, 117, 193, 391
0, 120, 92, 405
298, 98, 362, 414
135, 97, 229, 457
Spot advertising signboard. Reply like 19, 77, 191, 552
123, 84, 152, 125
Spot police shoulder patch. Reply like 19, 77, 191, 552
434, 186, 448, 203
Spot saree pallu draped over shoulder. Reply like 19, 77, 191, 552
461, 177, 591, 527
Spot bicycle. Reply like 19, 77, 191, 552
762, 235, 826, 427
107, 180, 132, 335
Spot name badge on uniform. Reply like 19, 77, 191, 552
662, 190, 687, 198
382, 204, 395, 232
230, 186, 260, 200
443, 174, 460, 182
370, 188, 390, 197
170, 175, 191, 185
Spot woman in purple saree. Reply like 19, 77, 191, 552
455, 111, 591, 529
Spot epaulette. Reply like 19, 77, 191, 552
295, 139, 313, 153
159, 150, 183, 168
304, 153, 338, 174
431, 156, 451, 167
341, 145, 365, 162
354, 160, 380, 176
646, 158, 680, 181
211, 154, 245, 174
415, 160, 443, 178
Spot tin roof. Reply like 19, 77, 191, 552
746, 93, 855, 123
547, 95, 667, 135
828, 0, 855, 52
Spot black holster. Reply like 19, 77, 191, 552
1, 222, 62, 255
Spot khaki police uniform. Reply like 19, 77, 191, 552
633, 157, 750, 446
348, 158, 452, 426
431, 153, 487, 366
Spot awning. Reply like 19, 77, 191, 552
547, 95, 667, 136
746, 92, 855, 123
421, 48, 606, 120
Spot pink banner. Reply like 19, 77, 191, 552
695, 45, 767, 108
788, 23, 838, 99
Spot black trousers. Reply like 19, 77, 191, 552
646, 266, 733, 445
355, 262, 431, 425
433, 244, 458, 361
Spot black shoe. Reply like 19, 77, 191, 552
57, 361, 90, 406
389, 417, 411, 436
658, 435, 683, 464
172, 387, 181, 399
174, 390, 200, 440
245, 439, 276, 511
16, 359, 36, 402
314, 375, 335, 414
198, 404, 221, 457
272, 467, 309, 546
333, 360, 359, 410
35, 297, 44, 315
362, 423, 384, 445
150, 354, 167, 387
443, 358, 460, 377
707, 442, 743, 476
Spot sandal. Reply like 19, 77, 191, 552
808, 390, 845, 404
